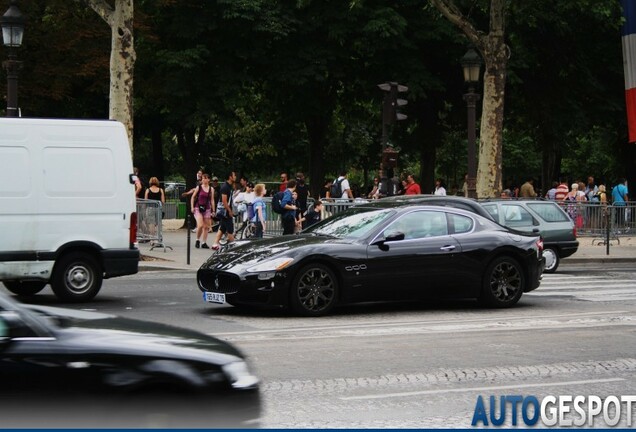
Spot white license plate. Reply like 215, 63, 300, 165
203, 292, 226, 304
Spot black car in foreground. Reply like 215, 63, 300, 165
198, 202, 545, 316
0, 292, 260, 428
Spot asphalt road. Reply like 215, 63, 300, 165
16, 263, 636, 428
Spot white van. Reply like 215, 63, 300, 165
0, 118, 139, 301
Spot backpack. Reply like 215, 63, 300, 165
331, 178, 343, 198
246, 202, 255, 220
271, 191, 285, 214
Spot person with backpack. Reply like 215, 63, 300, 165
251, 184, 267, 238
211, 171, 237, 249
328, 171, 353, 200
280, 179, 298, 235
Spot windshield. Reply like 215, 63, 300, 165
304, 207, 396, 240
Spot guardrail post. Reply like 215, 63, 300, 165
187, 214, 191, 265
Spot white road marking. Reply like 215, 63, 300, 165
339, 378, 625, 401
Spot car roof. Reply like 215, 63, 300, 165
356, 195, 493, 219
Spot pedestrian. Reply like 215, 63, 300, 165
295, 172, 310, 215
252, 183, 267, 238
368, 176, 380, 199
212, 171, 237, 249
500, 189, 512, 199
190, 173, 215, 249
433, 178, 446, 196
563, 183, 584, 228
403, 174, 421, 195
329, 171, 353, 199
133, 167, 147, 199
585, 176, 599, 202
519, 177, 537, 198
300, 200, 323, 228
612, 178, 629, 232
545, 182, 558, 200
555, 178, 569, 201
144, 177, 165, 242
280, 179, 298, 235
279, 172, 288, 192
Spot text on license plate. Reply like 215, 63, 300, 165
204, 292, 226, 304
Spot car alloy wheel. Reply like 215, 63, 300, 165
291, 264, 338, 316
542, 248, 560, 273
482, 256, 524, 308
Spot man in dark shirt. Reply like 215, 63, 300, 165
212, 171, 237, 249
280, 179, 298, 235
295, 172, 309, 215
302, 201, 323, 228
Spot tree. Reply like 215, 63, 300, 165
429, 0, 507, 197
85, 0, 136, 150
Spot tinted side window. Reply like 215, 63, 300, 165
526, 203, 570, 222
449, 214, 473, 234
382, 211, 448, 239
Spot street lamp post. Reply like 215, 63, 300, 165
461, 47, 482, 199
1, 0, 25, 118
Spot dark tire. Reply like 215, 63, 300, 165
542, 248, 559, 273
480, 256, 524, 308
51, 252, 103, 302
290, 264, 338, 317
3, 281, 47, 297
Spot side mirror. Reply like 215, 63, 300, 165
371, 232, 405, 252
385, 232, 405, 242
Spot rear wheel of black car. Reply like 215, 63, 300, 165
3, 281, 47, 297
290, 264, 338, 317
51, 252, 103, 302
480, 256, 524, 308
542, 247, 560, 273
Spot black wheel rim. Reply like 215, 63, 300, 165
296, 268, 336, 313
488, 261, 521, 302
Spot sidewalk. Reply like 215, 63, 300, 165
139, 221, 636, 272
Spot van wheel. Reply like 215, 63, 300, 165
3, 281, 47, 297
51, 253, 103, 302
542, 248, 560, 273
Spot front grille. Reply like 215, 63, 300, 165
200, 271, 241, 294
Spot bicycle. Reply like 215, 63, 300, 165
237, 221, 257, 240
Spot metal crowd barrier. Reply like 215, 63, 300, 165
239, 197, 362, 237
556, 201, 635, 239
136, 198, 173, 251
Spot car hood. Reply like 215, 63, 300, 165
200, 235, 350, 270
25, 304, 243, 363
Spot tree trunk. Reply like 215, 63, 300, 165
86, 0, 136, 152
429, 0, 507, 198
305, 115, 328, 200
151, 125, 164, 181
477, 34, 507, 198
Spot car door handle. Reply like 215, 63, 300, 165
440, 245, 456, 251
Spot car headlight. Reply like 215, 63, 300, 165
221, 361, 259, 389
247, 257, 294, 273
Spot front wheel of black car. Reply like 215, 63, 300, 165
290, 264, 338, 317
542, 248, 560, 273
480, 256, 524, 308
3, 281, 47, 297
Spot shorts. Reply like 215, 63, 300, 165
219, 217, 234, 234
194, 207, 212, 219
